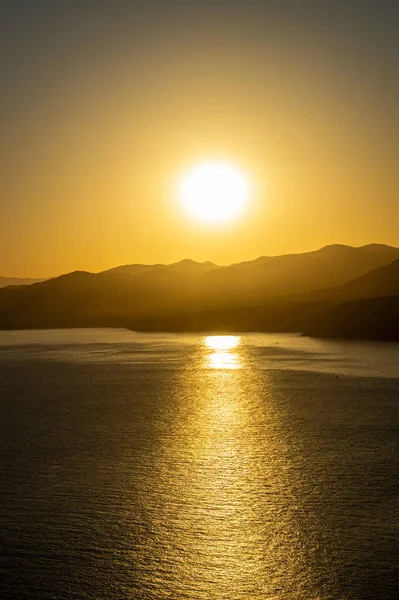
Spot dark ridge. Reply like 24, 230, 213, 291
0, 244, 399, 338
304, 296, 399, 341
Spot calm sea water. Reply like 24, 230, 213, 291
1, 329, 398, 599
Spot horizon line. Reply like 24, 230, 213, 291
2, 242, 398, 281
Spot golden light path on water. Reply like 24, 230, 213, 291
204, 335, 241, 370
1, 330, 397, 598
136, 334, 305, 599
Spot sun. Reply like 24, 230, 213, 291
178, 161, 251, 223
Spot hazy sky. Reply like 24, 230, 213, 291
1, 0, 398, 276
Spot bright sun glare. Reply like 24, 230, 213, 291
204, 336, 241, 369
205, 335, 241, 351
179, 161, 251, 223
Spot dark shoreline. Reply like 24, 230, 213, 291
0, 324, 398, 343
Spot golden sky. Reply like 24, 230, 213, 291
1, 1, 398, 277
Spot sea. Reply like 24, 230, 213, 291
0, 329, 398, 599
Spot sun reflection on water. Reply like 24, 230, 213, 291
204, 335, 242, 369
137, 335, 305, 598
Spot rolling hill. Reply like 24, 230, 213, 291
0, 276, 45, 288
338, 258, 399, 299
304, 296, 399, 341
0, 244, 398, 335
202, 244, 399, 302
101, 259, 218, 277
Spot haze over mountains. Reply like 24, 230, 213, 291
0, 277, 45, 288
0, 244, 398, 339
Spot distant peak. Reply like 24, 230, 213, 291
170, 259, 218, 270
203, 260, 218, 267
52, 270, 95, 281
319, 244, 354, 252
172, 259, 200, 266
61, 270, 93, 277
358, 243, 398, 252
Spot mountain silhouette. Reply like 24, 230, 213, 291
338, 258, 399, 298
304, 296, 399, 341
300, 259, 399, 340
101, 259, 218, 277
0, 245, 398, 338
0, 276, 45, 288
202, 244, 399, 302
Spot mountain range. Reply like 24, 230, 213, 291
0, 276, 45, 288
0, 244, 398, 339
